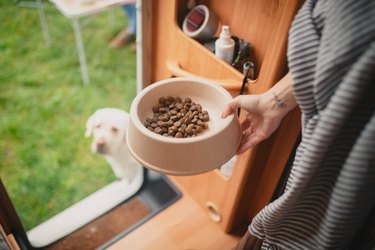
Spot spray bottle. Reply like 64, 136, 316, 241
215, 25, 235, 64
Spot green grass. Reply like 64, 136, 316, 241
0, 0, 137, 230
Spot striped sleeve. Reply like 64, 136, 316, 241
249, 0, 375, 249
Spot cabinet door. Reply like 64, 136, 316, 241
141, 0, 303, 232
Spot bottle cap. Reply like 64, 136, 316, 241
220, 25, 231, 38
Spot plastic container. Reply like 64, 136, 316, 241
126, 77, 242, 176
215, 25, 235, 64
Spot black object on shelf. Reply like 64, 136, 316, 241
232, 40, 253, 73
238, 62, 255, 116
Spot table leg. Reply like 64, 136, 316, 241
19, 0, 51, 46
108, 8, 116, 27
72, 18, 90, 86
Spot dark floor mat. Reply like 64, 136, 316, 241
45, 170, 181, 250
46, 198, 150, 250
98, 170, 181, 249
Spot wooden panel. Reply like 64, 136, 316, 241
141, 0, 153, 87
142, 0, 304, 233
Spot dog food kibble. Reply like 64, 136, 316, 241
144, 96, 210, 138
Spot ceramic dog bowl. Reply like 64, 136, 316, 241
126, 77, 241, 176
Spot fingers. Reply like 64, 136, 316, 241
242, 127, 253, 138
221, 96, 246, 119
221, 105, 234, 119
237, 133, 263, 154
241, 117, 251, 131
221, 95, 265, 154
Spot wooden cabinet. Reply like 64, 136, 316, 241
140, 0, 303, 236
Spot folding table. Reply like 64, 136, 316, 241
50, 0, 134, 85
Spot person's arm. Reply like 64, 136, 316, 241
222, 73, 297, 154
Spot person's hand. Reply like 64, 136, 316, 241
221, 94, 287, 154
222, 73, 296, 154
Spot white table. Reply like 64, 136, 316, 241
50, 0, 135, 85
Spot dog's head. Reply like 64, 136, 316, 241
85, 108, 130, 155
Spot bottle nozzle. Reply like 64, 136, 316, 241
220, 25, 231, 38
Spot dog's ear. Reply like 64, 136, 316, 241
85, 114, 95, 138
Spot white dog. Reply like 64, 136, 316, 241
85, 108, 142, 182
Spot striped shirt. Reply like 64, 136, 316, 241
249, 0, 375, 249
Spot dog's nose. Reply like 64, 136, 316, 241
97, 138, 105, 144
95, 138, 108, 154
96, 143, 107, 154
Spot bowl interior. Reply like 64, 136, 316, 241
133, 78, 233, 142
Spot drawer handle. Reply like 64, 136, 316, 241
206, 201, 222, 222
166, 59, 254, 91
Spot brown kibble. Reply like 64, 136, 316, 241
145, 96, 210, 138
190, 105, 198, 111
159, 107, 167, 113
176, 103, 183, 110
185, 126, 193, 135
178, 127, 185, 133
184, 103, 191, 110
197, 126, 203, 133
167, 96, 174, 102
167, 120, 174, 126
159, 97, 166, 104
152, 105, 159, 113
154, 127, 162, 134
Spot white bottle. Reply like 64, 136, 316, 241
215, 25, 235, 64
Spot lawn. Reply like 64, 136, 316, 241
0, 0, 137, 230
